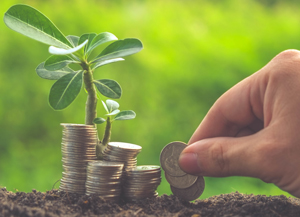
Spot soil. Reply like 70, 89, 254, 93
1, 188, 300, 217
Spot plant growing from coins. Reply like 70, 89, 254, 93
4, 4, 142, 158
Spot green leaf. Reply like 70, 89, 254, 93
44, 55, 77, 71
93, 117, 106, 124
84, 33, 97, 53
106, 99, 119, 112
102, 100, 109, 113
67, 35, 79, 47
92, 58, 124, 70
93, 79, 122, 99
36, 62, 74, 80
49, 70, 83, 110
86, 32, 118, 55
106, 109, 120, 116
92, 38, 143, 63
78, 33, 91, 45
114, 110, 136, 121
4, 4, 72, 49
49, 39, 88, 55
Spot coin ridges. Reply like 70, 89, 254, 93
59, 124, 97, 194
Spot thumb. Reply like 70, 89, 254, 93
179, 135, 262, 178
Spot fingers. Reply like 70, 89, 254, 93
189, 70, 265, 145
179, 133, 264, 178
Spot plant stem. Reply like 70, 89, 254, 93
82, 61, 97, 126
102, 116, 111, 147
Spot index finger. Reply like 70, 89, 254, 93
189, 72, 265, 145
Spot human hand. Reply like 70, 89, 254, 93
179, 50, 300, 198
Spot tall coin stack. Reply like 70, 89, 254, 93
85, 161, 124, 202
160, 141, 205, 201
122, 165, 161, 201
102, 142, 142, 171
59, 124, 97, 194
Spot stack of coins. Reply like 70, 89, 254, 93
85, 161, 124, 202
102, 142, 142, 171
160, 141, 205, 201
122, 165, 161, 201
59, 124, 97, 194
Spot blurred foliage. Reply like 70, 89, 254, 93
1, 0, 300, 199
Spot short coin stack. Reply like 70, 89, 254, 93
160, 141, 205, 201
102, 142, 142, 171
85, 161, 124, 202
59, 124, 97, 194
123, 165, 161, 201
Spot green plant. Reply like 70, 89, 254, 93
3, 4, 142, 158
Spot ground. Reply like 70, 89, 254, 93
1, 188, 300, 217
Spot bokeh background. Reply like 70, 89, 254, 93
1, 0, 300, 199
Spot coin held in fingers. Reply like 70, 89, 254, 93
160, 141, 187, 177
160, 141, 205, 201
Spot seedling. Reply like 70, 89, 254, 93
4, 4, 142, 158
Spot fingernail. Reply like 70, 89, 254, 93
179, 152, 202, 175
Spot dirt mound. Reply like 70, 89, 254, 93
1, 188, 300, 216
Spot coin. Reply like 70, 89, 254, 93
85, 160, 124, 202
160, 141, 187, 177
102, 142, 141, 171
170, 176, 205, 201
164, 171, 198, 189
122, 165, 161, 201
59, 123, 98, 194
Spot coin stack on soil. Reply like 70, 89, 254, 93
123, 165, 161, 201
85, 161, 124, 202
160, 141, 205, 201
59, 124, 98, 194
102, 142, 142, 171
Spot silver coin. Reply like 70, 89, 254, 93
165, 171, 197, 189
160, 141, 187, 177
170, 176, 205, 201
108, 142, 142, 151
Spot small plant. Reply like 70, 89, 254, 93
4, 4, 142, 158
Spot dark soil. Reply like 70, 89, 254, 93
1, 188, 300, 217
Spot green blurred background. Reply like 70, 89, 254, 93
0, 0, 299, 199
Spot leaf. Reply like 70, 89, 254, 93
4, 4, 72, 49
36, 62, 74, 80
92, 58, 124, 70
49, 39, 88, 55
114, 110, 136, 121
106, 100, 119, 112
49, 70, 83, 110
106, 109, 120, 116
67, 35, 79, 47
102, 100, 109, 113
44, 55, 77, 71
93, 79, 122, 99
93, 117, 106, 124
84, 33, 97, 53
92, 38, 143, 63
86, 32, 118, 55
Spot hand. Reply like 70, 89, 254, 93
179, 50, 300, 198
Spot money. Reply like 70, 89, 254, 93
164, 172, 197, 189
103, 142, 142, 171
85, 161, 124, 202
123, 165, 161, 201
160, 141, 187, 177
59, 124, 97, 194
170, 176, 205, 201
160, 141, 205, 201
